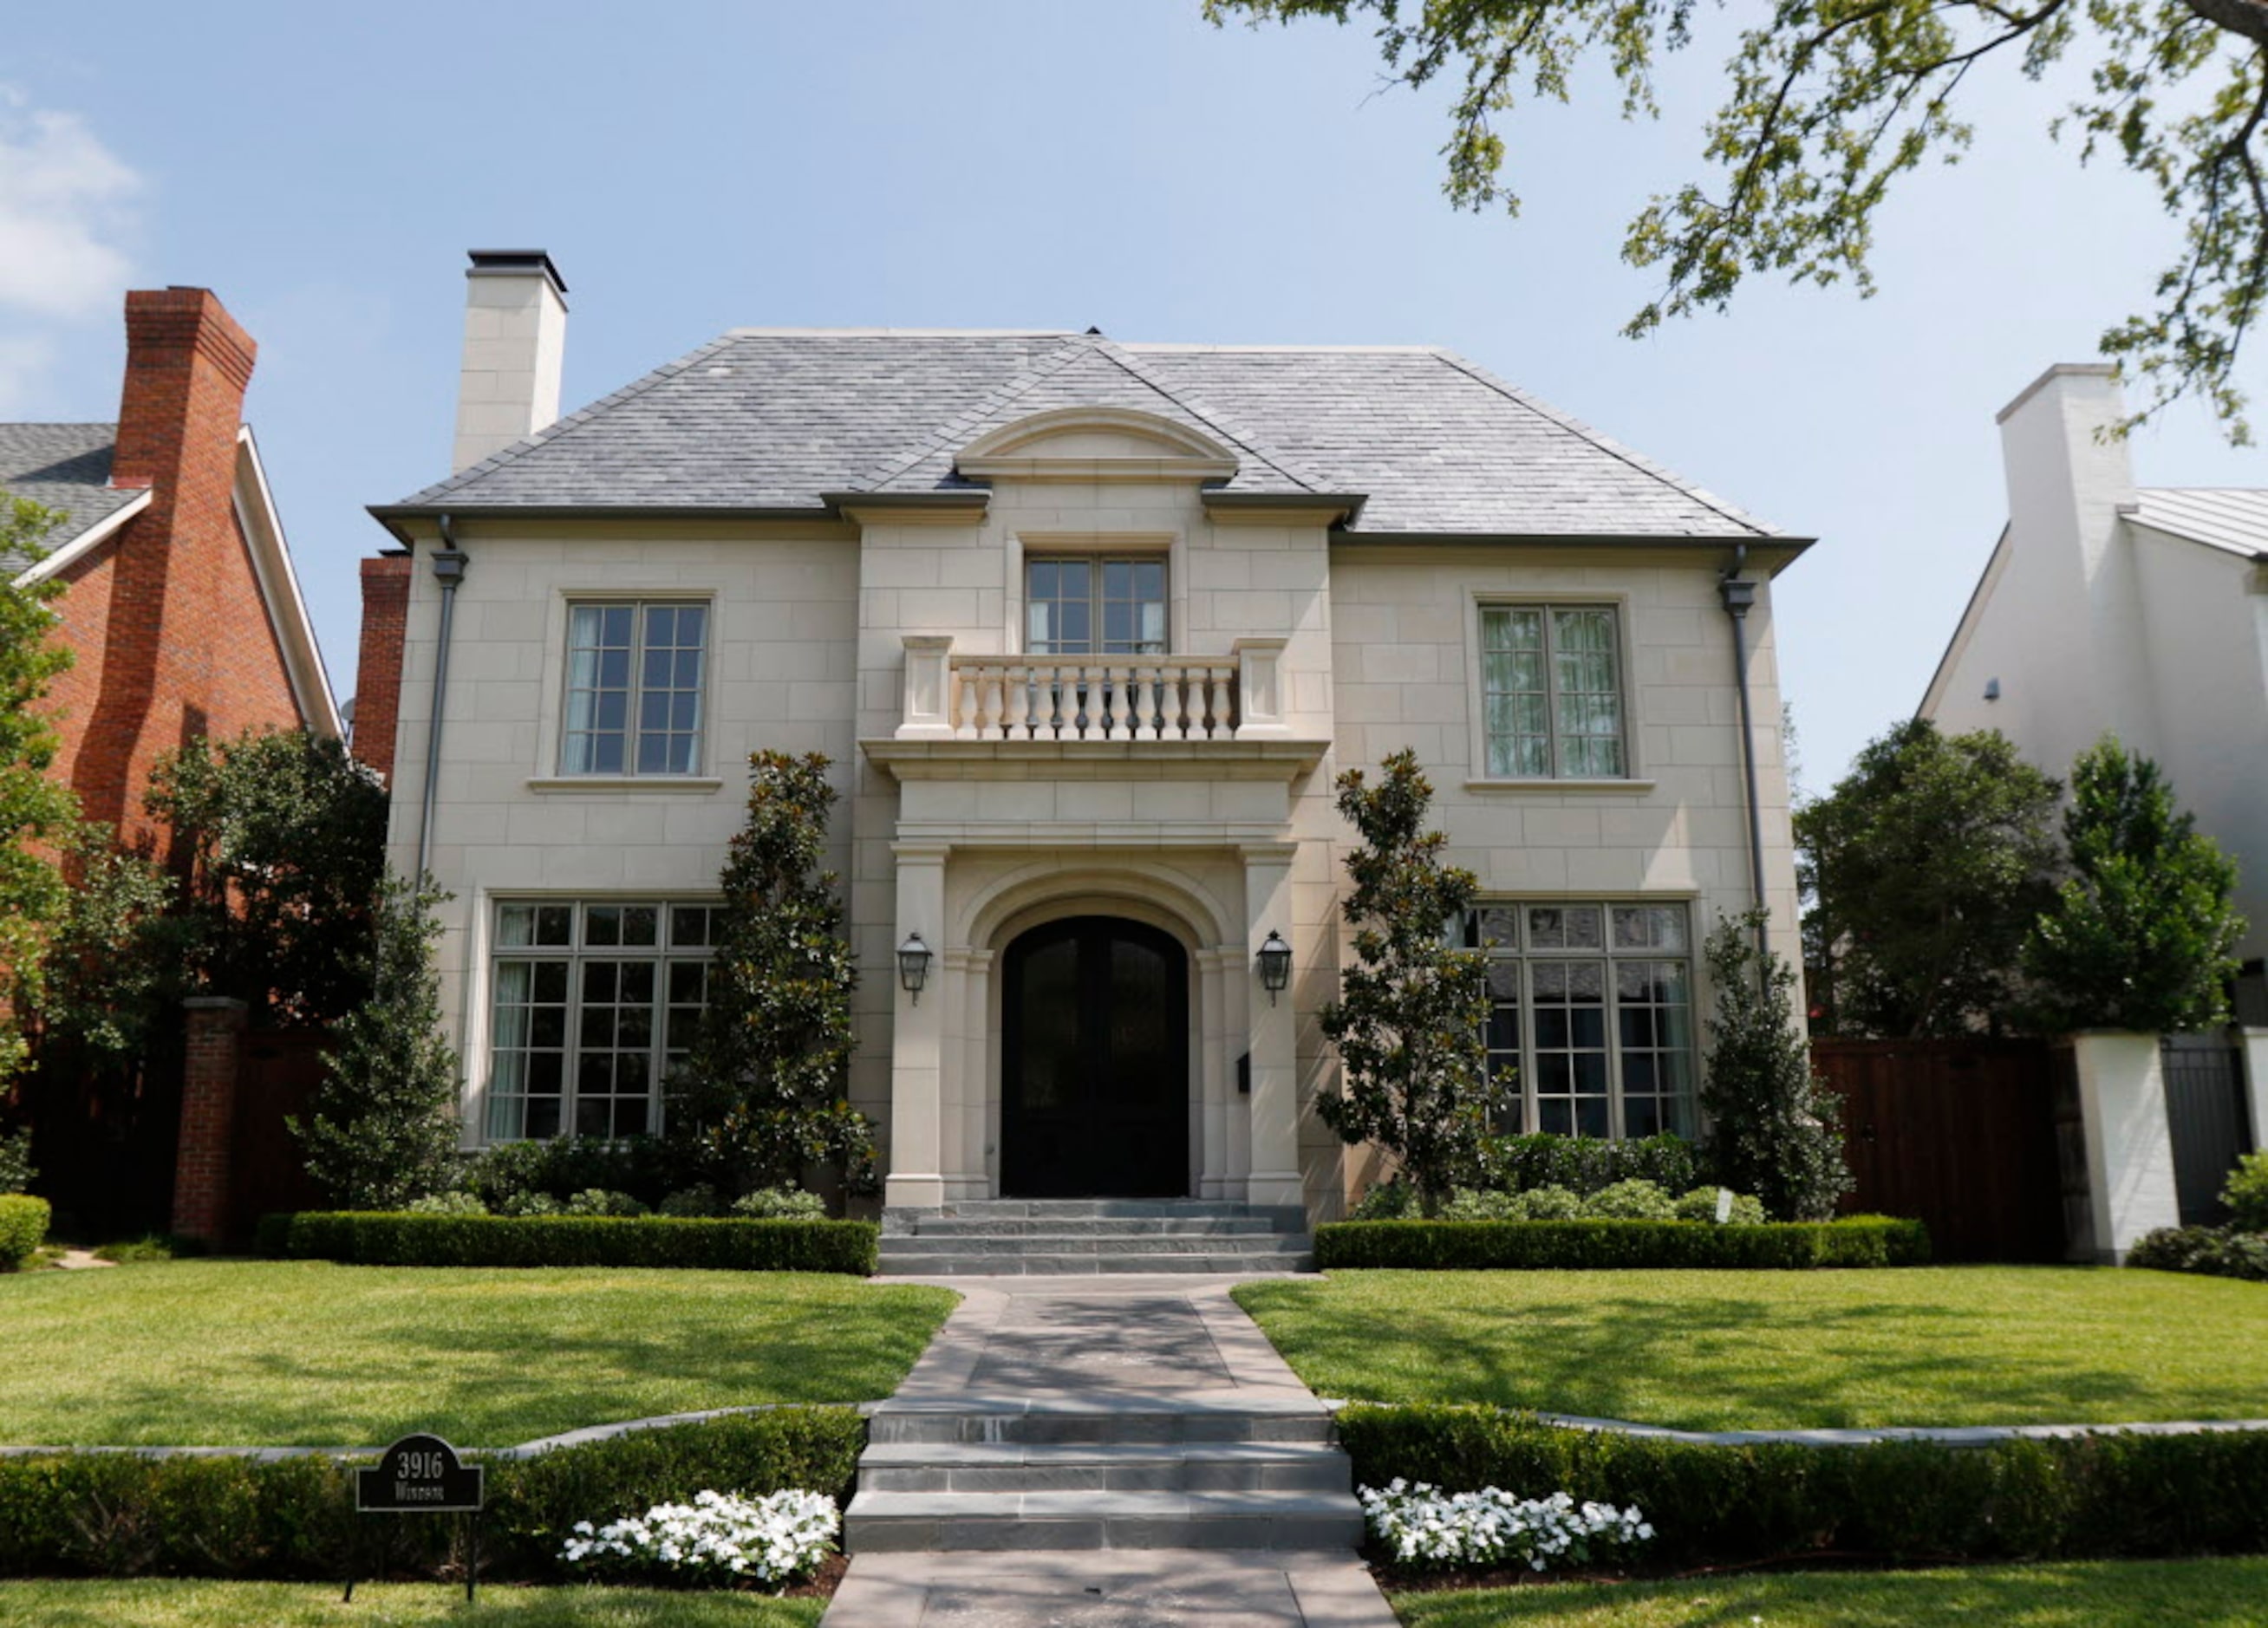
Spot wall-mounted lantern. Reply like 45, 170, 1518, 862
1257, 930, 1293, 1005
897, 933, 933, 1004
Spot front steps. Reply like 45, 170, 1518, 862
846, 1395, 1364, 1553
877, 1198, 1315, 1276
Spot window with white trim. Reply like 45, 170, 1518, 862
1026, 557, 1167, 654
561, 601, 708, 775
1459, 902, 1694, 1138
486, 901, 715, 1142
1478, 605, 1626, 778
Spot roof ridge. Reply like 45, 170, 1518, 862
1428, 350, 1777, 538
0, 420, 118, 433
400, 334, 742, 505
849, 334, 1098, 492
1091, 340, 1321, 493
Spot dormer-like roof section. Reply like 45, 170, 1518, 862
381, 329, 1782, 540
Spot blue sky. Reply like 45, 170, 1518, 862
3, 1, 2258, 789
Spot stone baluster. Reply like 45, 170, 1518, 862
951, 667, 980, 739
1209, 664, 1235, 740
1159, 663, 1185, 741
1130, 661, 1158, 740
1005, 664, 1032, 740
978, 665, 1006, 739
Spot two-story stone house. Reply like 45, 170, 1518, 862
359, 251, 1807, 1222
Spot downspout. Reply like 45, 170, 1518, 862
414, 518, 467, 880
1718, 546, 1768, 945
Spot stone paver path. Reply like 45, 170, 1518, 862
824, 1273, 1395, 1627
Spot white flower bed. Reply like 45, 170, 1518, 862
1359, 1479, 1654, 1573
561, 1488, 838, 1586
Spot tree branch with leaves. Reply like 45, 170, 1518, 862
1209, 0, 2268, 439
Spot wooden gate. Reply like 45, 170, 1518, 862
2161, 1034, 2254, 1226
1812, 1038, 2065, 1262
226, 1028, 333, 1238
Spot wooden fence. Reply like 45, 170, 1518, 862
1812, 1037, 2066, 1263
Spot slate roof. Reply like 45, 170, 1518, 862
0, 423, 143, 576
2130, 487, 2268, 558
388, 331, 1780, 539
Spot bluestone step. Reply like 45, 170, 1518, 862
843, 1488, 1365, 1553
857, 1440, 1352, 1495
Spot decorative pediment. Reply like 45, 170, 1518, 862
954, 407, 1241, 484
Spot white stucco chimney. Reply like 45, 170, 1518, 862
452, 249, 568, 473
1993, 362, 2155, 765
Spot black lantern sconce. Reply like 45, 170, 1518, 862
1257, 930, 1293, 1005
897, 933, 933, 1004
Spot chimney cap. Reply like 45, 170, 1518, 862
466, 249, 567, 297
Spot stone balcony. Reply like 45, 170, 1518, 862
894, 636, 1290, 744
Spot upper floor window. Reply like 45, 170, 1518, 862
1479, 605, 1626, 778
1027, 557, 1167, 655
486, 900, 715, 1142
1460, 901, 1693, 1139
562, 602, 707, 775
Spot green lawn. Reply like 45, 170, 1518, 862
1390, 1557, 2268, 1625
0, 1260, 955, 1447
0, 1581, 820, 1626
1234, 1267, 2268, 1429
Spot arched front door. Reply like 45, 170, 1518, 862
1001, 915, 1189, 1198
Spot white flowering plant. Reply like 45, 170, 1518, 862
560, 1488, 838, 1587
1359, 1479, 1654, 1573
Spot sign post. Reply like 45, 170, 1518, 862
348, 1433, 486, 1602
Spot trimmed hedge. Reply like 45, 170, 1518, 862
2128, 1225, 2268, 1284
1337, 1403, 2268, 1567
1314, 1214, 1929, 1270
0, 1194, 49, 1270
0, 1408, 864, 1581
283, 1212, 877, 1274
1485, 1131, 1703, 1197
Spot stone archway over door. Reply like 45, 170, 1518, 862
1000, 915, 1189, 1198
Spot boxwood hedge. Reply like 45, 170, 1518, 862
0, 1194, 48, 1270
0, 1408, 864, 1581
1313, 1215, 1929, 1270
282, 1211, 877, 1274
1337, 1403, 2268, 1567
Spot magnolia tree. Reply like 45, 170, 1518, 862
1317, 749, 1498, 1216
669, 751, 875, 1201
2023, 735, 2245, 1033
1699, 909, 1852, 1221
293, 872, 463, 1209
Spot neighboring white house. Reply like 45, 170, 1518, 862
364, 251, 1807, 1221
1920, 363, 2268, 1025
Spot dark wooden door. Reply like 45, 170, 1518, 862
1002, 917, 1188, 1198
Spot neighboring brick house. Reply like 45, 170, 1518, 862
3, 286, 341, 1241
1, 287, 340, 849
361, 251, 1808, 1225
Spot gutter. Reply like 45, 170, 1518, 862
415, 518, 467, 880
1718, 546, 1769, 941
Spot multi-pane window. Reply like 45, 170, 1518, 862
1459, 902, 1694, 1138
562, 602, 708, 775
1479, 606, 1626, 778
486, 901, 716, 1142
1026, 557, 1167, 654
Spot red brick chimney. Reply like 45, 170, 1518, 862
352, 553, 413, 786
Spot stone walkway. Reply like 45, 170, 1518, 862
824, 1274, 1397, 1627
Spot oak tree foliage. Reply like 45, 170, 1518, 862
1317, 748, 1502, 1216
1209, 0, 2268, 439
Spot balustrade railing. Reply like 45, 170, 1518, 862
947, 655, 1239, 742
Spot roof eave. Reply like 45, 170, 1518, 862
1333, 528, 1814, 569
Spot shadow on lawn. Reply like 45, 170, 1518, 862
1262, 1289, 2200, 1430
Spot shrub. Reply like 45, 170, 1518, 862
94, 1234, 202, 1265
1438, 1188, 1520, 1221
2223, 1149, 2268, 1234
253, 1214, 295, 1257
1699, 910, 1853, 1221
658, 1184, 724, 1218
406, 1191, 489, 1216
460, 1136, 685, 1213
561, 1488, 838, 1586
1673, 1186, 1768, 1226
1484, 1132, 1701, 1197
0, 1408, 864, 1580
0, 1124, 34, 1194
732, 1187, 827, 1221
1335, 1404, 2268, 1568
2128, 1224, 2268, 1284
1513, 1185, 1584, 1221
1313, 1216, 1930, 1271
0, 1194, 49, 1269
1580, 1179, 1676, 1221
284, 1212, 878, 1274
1359, 1479, 1652, 1573
563, 1188, 648, 1217
1350, 1181, 1419, 1221
498, 1191, 564, 1217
